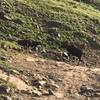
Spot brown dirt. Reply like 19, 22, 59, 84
5, 52, 100, 100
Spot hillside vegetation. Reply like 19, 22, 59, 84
0, 0, 100, 64
0, 0, 100, 99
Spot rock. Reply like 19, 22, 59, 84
38, 80, 46, 86
63, 52, 69, 57
74, 93, 80, 99
41, 89, 49, 95
63, 52, 69, 60
80, 85, 94, 93
95, 92, 100, 96
53, 91, 64, 99
35, 45, 44, 53
26, 57, 35, 62
0, 95, 11, 100
31, 97, 37, 100
3, 15, 11, 20
11, 70, 20, 75
31, 74, 59, 96
32, 87, 42, 96
49, 80, 59, 88
48, 89, 54, 95
0, 56, 7, 61
0, 84, 11, 94
79, 85, 95, 97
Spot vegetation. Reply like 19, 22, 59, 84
0, 0, 100, 57
0, 40, 21, 50
0, 1, 100, 99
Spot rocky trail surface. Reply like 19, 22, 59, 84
0, 52, 100, 100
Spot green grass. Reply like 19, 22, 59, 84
0, 40, 21, 50
0, 0, 99, 50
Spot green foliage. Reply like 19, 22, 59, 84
0, 0, 100, 50
0, 40, 21, 50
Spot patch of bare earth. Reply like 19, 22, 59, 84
6, 52, 100, 100
0, 69, 33, 91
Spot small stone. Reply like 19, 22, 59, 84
54, 91, 64, 99
32, 87, 42, 96
11, 70, 20, 75
63, 52, 69, 57
42, 90, 49, 95
50, 80, 59, 88
74, 93, 80, 99
26, 57, 35, 62
95, 92, 100, 96
39, 80, 46, 86
48, 89, 54, 95
0, 84, 11, 94
4, 15, 11, 20
80, 85, 93, 92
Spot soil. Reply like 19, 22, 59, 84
1, 51, 99, 100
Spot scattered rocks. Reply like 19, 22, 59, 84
0, 95, 11, 100
0, 84, 11, 94
31, 74, 59, 96
0, 68, 60, 98
79, 85, 100, 97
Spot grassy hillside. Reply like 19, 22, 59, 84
78, 0, 100, 10
0, 0, 100, 62
0, 0, 100, 99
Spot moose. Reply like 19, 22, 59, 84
61, 41, 84, 61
